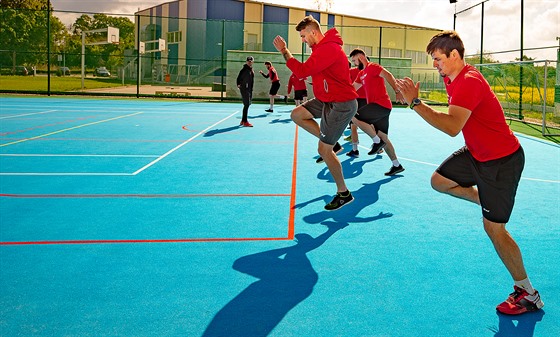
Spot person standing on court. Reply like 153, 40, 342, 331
237, 56, 255, 127
260, 61, 287, 112
350, 48, 405, 176
273, 15, 358, 211
397, 30, 543, 315
287, 72, 308, 106
345, 60, 366, 158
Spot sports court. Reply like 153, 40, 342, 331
1, 96, 559, 336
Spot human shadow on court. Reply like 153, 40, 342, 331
201, 221, 347, 337
204, 126, 242, 137
487, 310, 545, 337
269, 118, 292, 124
294, 176, 400, 225
248, 113, 269, 120
317, 156, 383, 182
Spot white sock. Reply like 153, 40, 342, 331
352, 142, 358, 151
372, 135, 380, 144
515, 278, 536, 295
392, 159, 400, 167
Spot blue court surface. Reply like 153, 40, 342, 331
1, 96, 559, 336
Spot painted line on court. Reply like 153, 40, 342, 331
364, 147, 560, 184
0, 237, 293, 246
132, 110, 239, 175
0, 154, 159, 158
0, 173, 134, 176
0, 110, 57, 120
0, 112, 143, 147
0, 191, 294, 246
288, 125, 299, 240
0, 193, 291, 198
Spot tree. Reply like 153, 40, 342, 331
0, 0, 66, 69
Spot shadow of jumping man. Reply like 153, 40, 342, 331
487, 310, 545, 337
201, 221, 348, 337
295, 176, 400, 225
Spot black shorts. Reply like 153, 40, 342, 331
269, 81, 280, 95
436, 145, 525, 223
355, 103, 391, 134
294, 89, 307, 100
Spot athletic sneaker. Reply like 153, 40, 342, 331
385, 164, 404, 176
346, 149, 359, 158
240, 121, 253, 127
265, 109, 273, 112
368, 140, 386, 155
343, 135, 352, 142
316, 142, 342, 164
324, 191, 354, 211
496, 286, 544, 315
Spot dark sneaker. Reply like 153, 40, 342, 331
316, 142, 342, 164
346, 150, 359, 158
385, 164, 404, 176
241, 121, 253, 127
284, 96, 288, 104
368, 140, 386, 155
496, 286, 544, 315
265, 109, 273, 112
324, 191, 354, 211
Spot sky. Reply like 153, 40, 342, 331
49, 0, 559, 63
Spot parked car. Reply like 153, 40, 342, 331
94, 67, 110, 77
13, 66, 28, 76
58, 66, 71, 76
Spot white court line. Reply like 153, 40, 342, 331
0, 110, 57, 119
0, 111, 143, 147
0, 154, 159, 158
358, 145, 560, 184
132, 110, 239, 175
0, 172, 134, 176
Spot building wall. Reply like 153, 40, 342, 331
135, 0, 440, 87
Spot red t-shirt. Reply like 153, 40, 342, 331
354, 62, 392, 110
286, 28, 357, 103
349, 67, 366, 99
287, 73, 307, 94
446, 64, 520, 162
268, 66, 279, 83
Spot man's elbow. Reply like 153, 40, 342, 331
445, 127, 462, 137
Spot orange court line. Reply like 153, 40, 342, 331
0, 193, 290, 198
0, 126, 301, 246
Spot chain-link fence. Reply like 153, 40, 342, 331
1, 7, 558, 135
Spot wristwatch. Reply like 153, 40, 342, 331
409, 98, 421, 109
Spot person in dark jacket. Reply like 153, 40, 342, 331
237, 56, 255, 127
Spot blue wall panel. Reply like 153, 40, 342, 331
263, 5, 289, 53
305, 11, 321, 23
207, 0, 244, 21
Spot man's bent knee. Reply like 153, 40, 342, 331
431, 172, 451, 193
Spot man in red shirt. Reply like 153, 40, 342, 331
397, 30, 543, 315
345, 62, 366, 158
260, 61, 287, 112
273, 15, 358, 211
350, 48, 405, 175
287, 72, 308, 106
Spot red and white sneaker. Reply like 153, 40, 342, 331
240, 121, 253, 127
496, 286, 544, 315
